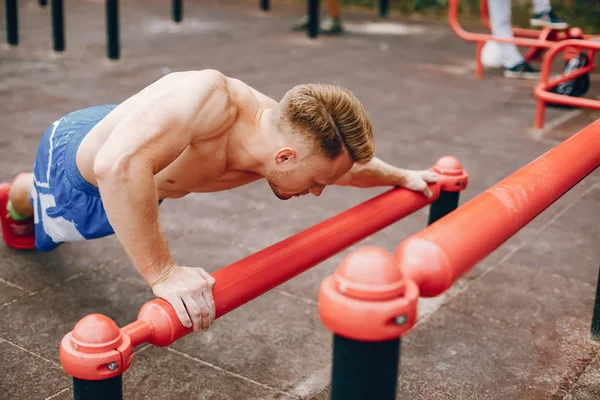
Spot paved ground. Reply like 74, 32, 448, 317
1, 1, 600, 399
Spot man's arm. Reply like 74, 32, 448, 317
334, 157, 438, 197
93, 70, 232, 330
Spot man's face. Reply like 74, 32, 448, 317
266, 150, 353, 200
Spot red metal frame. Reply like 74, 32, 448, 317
60, 157, 468, 380
449, 0, 555, 78
449, 0, 596, 79
534, 39, 600, 129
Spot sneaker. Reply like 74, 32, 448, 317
548, 52, 590, 108
0, 183, 35, 250
555, 52, 590, 97
530, 10, 568, 30
320, 17, 344, 35
292, 15, 344, 34
292, 15, 309, 31
503, 62, 540, 80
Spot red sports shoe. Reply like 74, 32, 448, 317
0, 183, 36, 250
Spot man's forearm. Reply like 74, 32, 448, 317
96, 164, 173, 285
341, 157, 409, 188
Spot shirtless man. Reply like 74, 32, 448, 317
0, 69, 438, 333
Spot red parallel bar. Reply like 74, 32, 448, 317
123, 184, 440, 347
534, 40, 600, 128
210, 185, 438, 319
397, 121, 600, 297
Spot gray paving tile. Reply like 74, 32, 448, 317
171, 290, 332, 398
0, 340, 70, 400
0, 270, 154, 363
447, 261, 596, 339
122, 346, 295, 400
0, 280, 26, 304
563, 350, 600, 400
507, 184, 600, 284
397, 307, 598, 400
0, 236, 125, 292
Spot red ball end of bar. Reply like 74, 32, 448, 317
432, 156, 468, 192
319, 247, 419, 342
71, 314, 121, 347
60, 314, 133, 380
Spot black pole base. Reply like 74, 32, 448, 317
379, 0, 390, 19
6, 0, 19, 46
52, 0, 65, 52
260, 0, 269, 12
428, 190, 460, 226
591, 264, 600, 342
73, 375, 123, 400
106, 0, 119, 60
173, 0, 182, 23
331, 335, 401, 400
308, 0, 319, 39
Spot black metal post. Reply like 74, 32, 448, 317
379, 0, 389, 19
591, 265, 600, 342
39, 0, 47, 6
73, 375, 123, 400
260, 0, 269, 12
173, 0, 182, 23
428, 191, 460, 225
6, 0, 18, 46
51, 0, 65, 52
330, 335, 400, 400
106, 0, 119, 60
307, 0, 319, 39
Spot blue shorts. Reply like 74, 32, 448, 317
30, 105, 118, 252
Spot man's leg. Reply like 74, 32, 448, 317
0, 172, 35, 249
321, 0, 344, 35
488, 0, 539, 79
292, 0, 344, 34
8, 173, 34, 218
530, 0, 568, 30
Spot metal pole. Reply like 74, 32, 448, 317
308, 0, 319, 39
591, 265, 600, 342
379, 0, 389, 19
51, 0, 65, 52
106, 0, 119, 60
73, 375, 123, 400
260, 0, 269, 12
331, 335, 400, 400
173, 0, 182, 23
39, 0, 47, 6
428, 191, 460, 225
6, 0, 18, 46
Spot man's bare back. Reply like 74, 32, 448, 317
77, 70, 277, 199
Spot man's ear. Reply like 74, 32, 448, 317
275, 148, 296, 164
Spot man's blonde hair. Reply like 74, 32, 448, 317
281, 83, 374, 163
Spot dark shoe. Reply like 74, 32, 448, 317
503, 62, 540, 80
320, 17, 344, 35
530, 10, 568, 30
292, 15, 309, 31
548, 52, 590, 108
